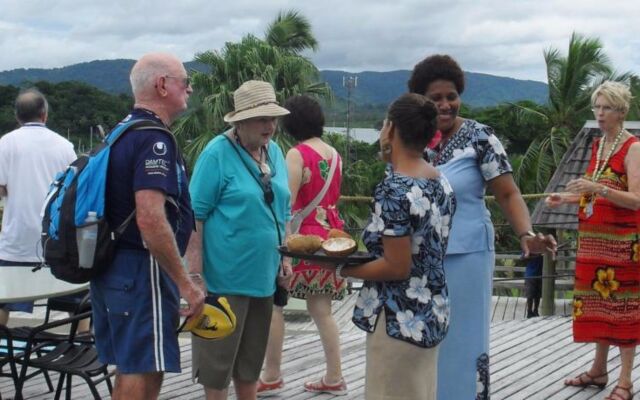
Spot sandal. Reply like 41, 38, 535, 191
256, 376, 284, 397
303, 376, 348, 396
564, 371, 608, 389
605, 384, 634, 400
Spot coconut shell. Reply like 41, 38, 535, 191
322, 237, 357, 257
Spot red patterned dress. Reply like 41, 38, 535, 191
573, 136, 640, 346
288, 143, 348, 300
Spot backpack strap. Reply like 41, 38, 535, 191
105, 119, 173, 146
105, 118, 179, 236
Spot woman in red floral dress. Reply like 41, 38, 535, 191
546, 81, 640, 400
257, 95, 348, 396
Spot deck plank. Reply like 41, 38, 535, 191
3, 297, 606, 400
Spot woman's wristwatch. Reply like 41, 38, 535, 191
599, 185, 609, 198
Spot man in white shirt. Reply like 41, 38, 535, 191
0, 88, 76, 325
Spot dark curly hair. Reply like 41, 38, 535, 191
281, 95, 325, 141
407, 54, 465, 95
387, 93, 438, 151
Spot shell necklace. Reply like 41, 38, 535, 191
592, 127, 624, 183
234, 130, 271, 175
584, 127, 624, 218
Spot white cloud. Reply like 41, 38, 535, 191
0, 0, 638, 82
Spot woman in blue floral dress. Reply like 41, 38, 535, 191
408, 54, 556, 399
334, 93, 455, 400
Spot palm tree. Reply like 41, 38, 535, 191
514, 33, 638, 192
174, 11, 331, 165
265, 10, 318, 54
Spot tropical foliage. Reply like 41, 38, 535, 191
513, 33, 640, 192
0, 81, 132, 152
174, 10, 331, 166
265, 10, 319, 53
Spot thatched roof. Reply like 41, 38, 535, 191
530, 120, 640, 230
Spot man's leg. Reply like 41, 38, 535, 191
112, 372, 163, 400
204, 386, 229, 400
233, 378, 258, 400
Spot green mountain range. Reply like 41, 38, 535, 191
0, 59, 548, 108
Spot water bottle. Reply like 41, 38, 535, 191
77, 211, 98, 269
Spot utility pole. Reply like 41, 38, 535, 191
342, 75, 358, 165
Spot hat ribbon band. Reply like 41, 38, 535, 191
235, 100, 279, 113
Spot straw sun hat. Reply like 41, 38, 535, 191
223, 80, 290, 123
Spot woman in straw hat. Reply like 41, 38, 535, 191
187, 80, 293, 400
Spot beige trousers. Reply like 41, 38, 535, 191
365, 310, 439, 400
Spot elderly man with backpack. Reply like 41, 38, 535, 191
89, 52, 205, 400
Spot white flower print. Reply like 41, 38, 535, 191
429, 201, 451, 238
406, 275, 432, 304
432, 294, 450, 325
356, 287, 380, 317
481, 159, 501, 179
430, 202, 442, 230
440, 177, 453, 196
488, 135, 507, 156
440, 214, 451, 238
411, 233, 424, 254
406, 185, 430, 217
396, 310, 425, 342
452, 146, 474, 160
367, 202, 385, 232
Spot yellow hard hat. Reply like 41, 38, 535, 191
178, 295, 236, 340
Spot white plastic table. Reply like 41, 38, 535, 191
0, 266, 89, 303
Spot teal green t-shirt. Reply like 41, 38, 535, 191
189, 133, 291, 297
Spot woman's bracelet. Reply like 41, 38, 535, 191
335, 264, 346, 279
189, 272, 203, 280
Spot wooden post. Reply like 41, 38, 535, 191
541, 252, 556, 316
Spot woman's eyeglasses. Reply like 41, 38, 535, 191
591, 105, 618, 113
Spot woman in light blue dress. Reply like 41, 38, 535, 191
408, 54, 556, 399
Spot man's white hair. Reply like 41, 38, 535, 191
129, 54, 174, 97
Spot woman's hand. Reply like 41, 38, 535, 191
521, 232, 557, 258
545, 192, 581, 208
565, 178, 599, 194
545, 193, 564, 208
277, 259, 293, 287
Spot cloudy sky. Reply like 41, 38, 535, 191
1, 0, 638, 82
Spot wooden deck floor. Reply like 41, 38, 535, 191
13, 296, 630, 400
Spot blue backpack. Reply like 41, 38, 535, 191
41, 119, 172, 283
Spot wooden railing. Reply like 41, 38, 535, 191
493, 250, 576, 316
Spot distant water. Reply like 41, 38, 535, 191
325, 127, 379, 144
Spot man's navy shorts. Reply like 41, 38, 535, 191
91, 249, 181, 373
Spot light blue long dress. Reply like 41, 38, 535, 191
428, 119, 512, 400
